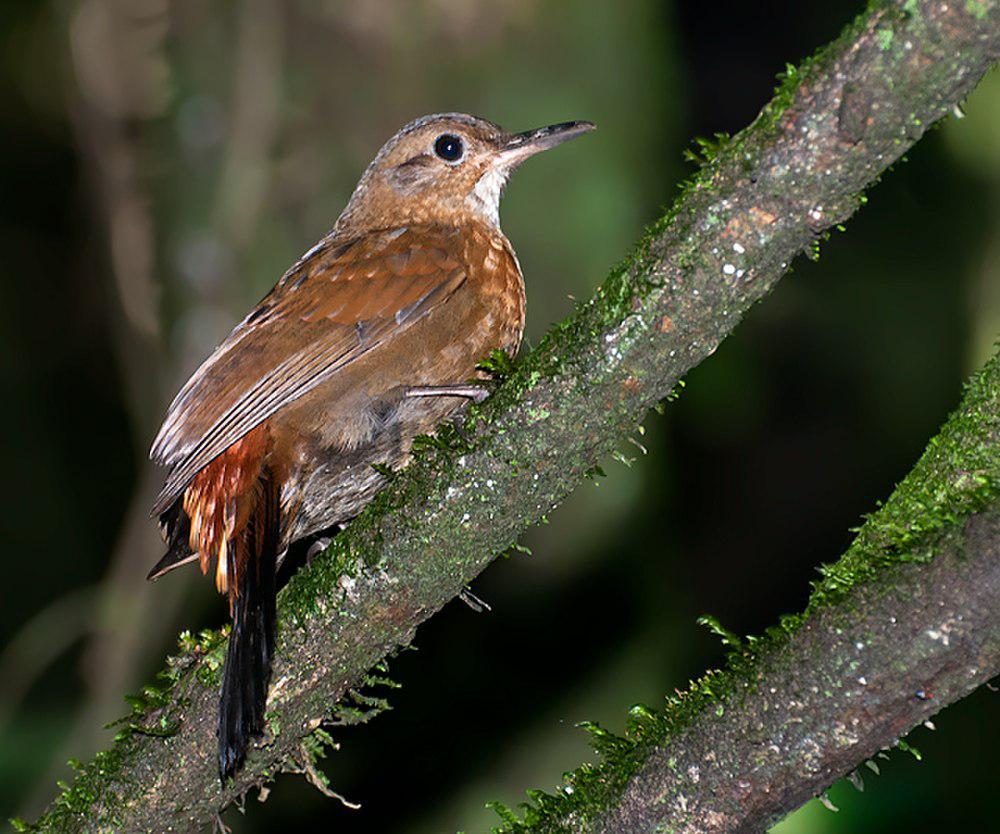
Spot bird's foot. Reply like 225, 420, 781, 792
305, 537, 333, 566
458, 587, 492, 613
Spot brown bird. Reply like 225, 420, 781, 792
148, 113, 594, 781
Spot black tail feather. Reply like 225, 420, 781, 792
218, 469, 279, 783
148, 500, 196, 581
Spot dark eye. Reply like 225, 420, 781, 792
433, 134, 464, 162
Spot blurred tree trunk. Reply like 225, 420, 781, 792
24, 0, 1000, 831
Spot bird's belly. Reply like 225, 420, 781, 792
279, 392, 465, 542
273, 310, 509, 542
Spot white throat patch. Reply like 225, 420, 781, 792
468, 166, 510, 228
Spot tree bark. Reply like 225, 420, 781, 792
25, 0, 1000, 831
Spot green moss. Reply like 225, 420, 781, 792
682, 133, 732, 167
298, 727, 339, 792
696, 614, 745, 649
477, 348, 518, 381
896, 738, 923, 761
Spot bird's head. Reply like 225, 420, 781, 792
336, 113, 595, 233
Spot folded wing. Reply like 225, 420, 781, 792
150, 225, 467, 515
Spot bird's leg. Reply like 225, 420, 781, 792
305, 536, 333, 566
405, 384, 491, 444
404, 384, 490, 403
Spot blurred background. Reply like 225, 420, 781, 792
1, 0, 998, 831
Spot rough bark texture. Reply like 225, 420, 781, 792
28, 0, 1000, 831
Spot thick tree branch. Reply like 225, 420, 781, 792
27, 0, 1000, 831
493, 349, 1000, 833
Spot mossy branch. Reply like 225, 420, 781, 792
491, 348, 1000, 833
26, 0, 1000, 831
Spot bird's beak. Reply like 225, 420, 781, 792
498, 120, 596, 167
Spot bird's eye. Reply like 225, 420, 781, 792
433, 134, 464, 162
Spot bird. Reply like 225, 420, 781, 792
147, 112, 595, 782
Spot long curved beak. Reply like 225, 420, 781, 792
499, 120, 596, 166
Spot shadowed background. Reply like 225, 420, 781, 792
0, 0, 997, 831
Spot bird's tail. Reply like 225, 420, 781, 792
217, 467, 279, 783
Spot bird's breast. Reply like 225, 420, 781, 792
464, 224, 525, 354
271, 222, 525, 539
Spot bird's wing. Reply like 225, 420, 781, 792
150, 225, 468, 515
